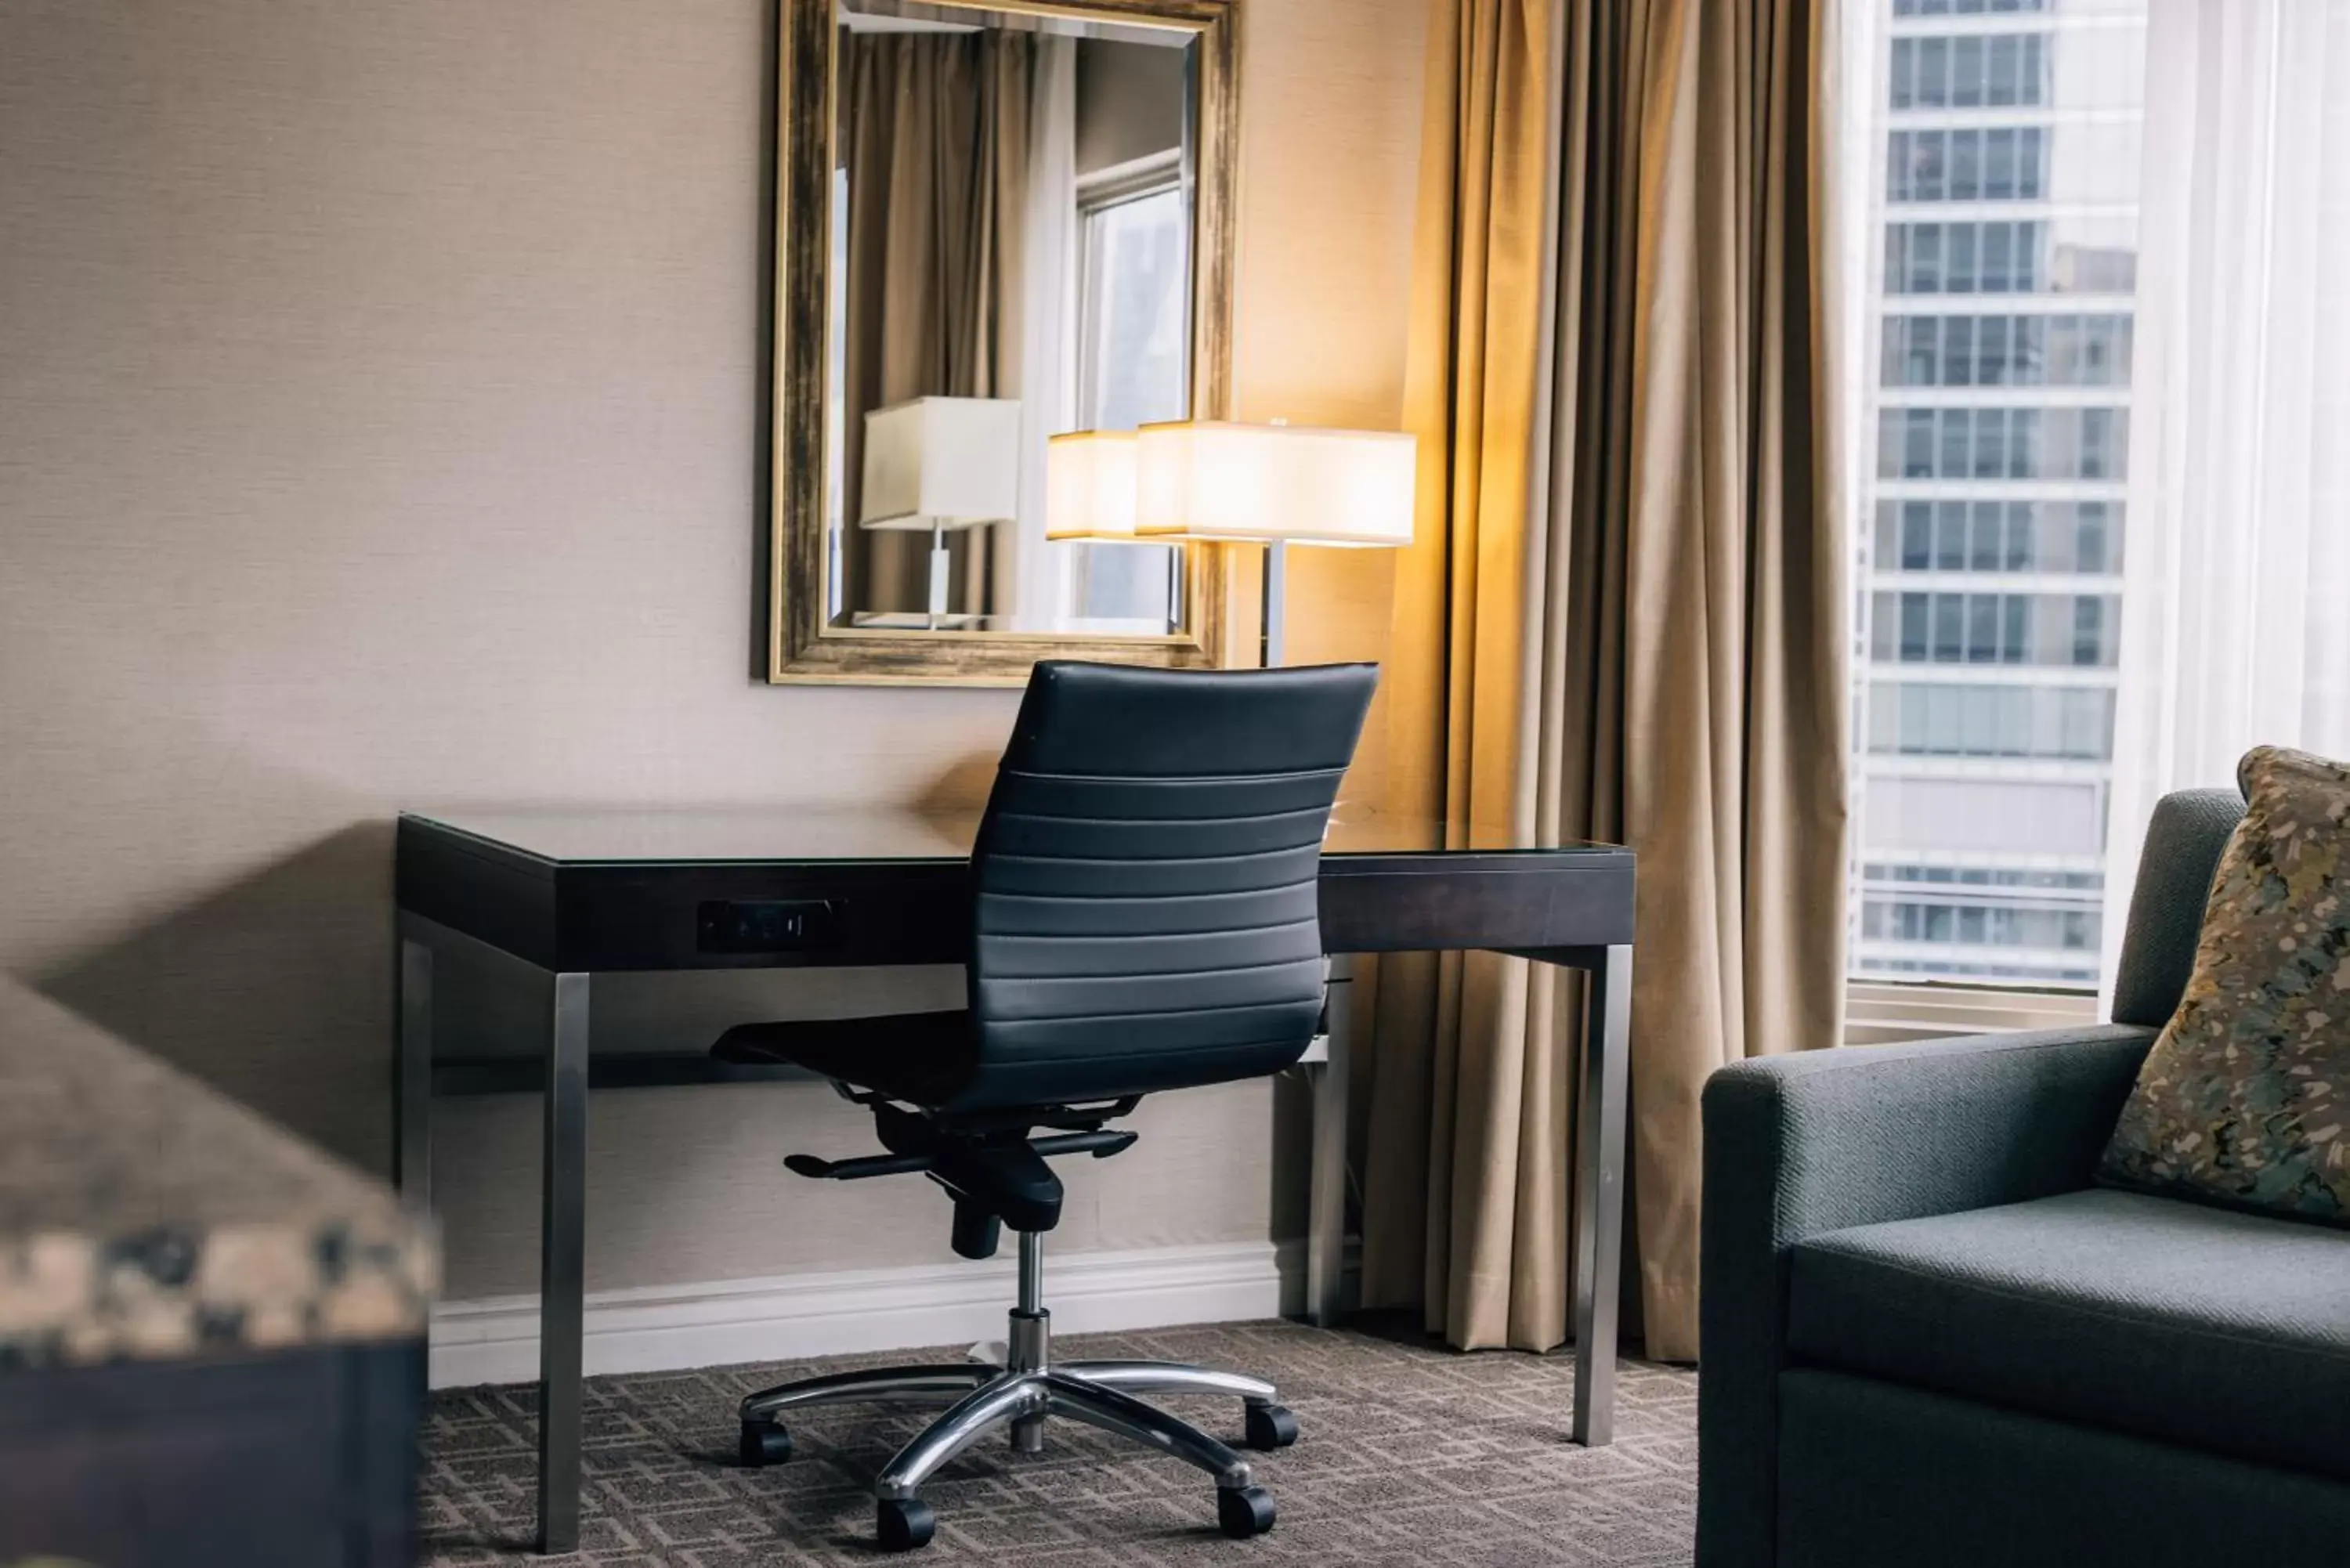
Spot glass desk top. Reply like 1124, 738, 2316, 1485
405, 805, 1620, 865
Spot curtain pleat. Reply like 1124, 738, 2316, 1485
1358, 0, 1568, 1351
1362, 0, 1846, 1362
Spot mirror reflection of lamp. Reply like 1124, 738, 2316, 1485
1130, 420, 1417, 667
859, 396, 1022, 627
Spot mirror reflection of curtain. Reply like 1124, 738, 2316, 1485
998, 36, 1079, 633
839, 30, 1037, 617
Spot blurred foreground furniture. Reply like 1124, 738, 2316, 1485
1698, 787, 2350, 1567
0, 980, 434, 1568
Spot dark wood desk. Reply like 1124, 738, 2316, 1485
395, 807, 1635, 1554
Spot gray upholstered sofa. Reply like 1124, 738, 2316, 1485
1697, 787, 2350, 1567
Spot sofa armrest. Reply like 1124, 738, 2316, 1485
1693, 1024, 2156, 1568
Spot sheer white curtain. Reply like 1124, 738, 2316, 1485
996, 33, 1079, 630
2102, 0, 2350, 993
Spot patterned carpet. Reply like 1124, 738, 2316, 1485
420, 1317, 1698, 1566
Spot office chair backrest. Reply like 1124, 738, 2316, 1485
953, 660, 1378, 1113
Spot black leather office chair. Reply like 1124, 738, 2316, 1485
713, 659, 1377, 1552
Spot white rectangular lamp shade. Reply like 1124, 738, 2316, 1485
1133, 421, 1416, 546
859, 396, 1021, 532
1044, 431, 1140, 540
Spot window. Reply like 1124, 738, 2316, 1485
1868, 591, 2120, 667
1864, 865, 2102, 892
827, 165, 851, 620
1877, 312, 2133, 388
1889, 127, 2048, 202
1856, 862, 2104, 987
1068, 153, 1188, 626
1886, 221, 2047, 294
1864, 684, 2116, 761
1872, 500, 2127, 576
1077, 166, 1189, 432
1862, 901, 2099, 951
1892, 0, 2052, 15
1875, 406, 2127, 482
1849, 1, 2147, 991
1889, 30, 2048, 108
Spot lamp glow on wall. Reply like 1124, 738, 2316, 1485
1134, 419, 1417, 666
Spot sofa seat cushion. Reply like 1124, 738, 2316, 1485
1788, 1187, 2350, 1482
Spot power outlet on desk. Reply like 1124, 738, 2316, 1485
696, 898, 842, 955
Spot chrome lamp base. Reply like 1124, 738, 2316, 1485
735, 1233, 1296, 1552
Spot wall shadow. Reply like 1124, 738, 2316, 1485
35, 822, 400, 1175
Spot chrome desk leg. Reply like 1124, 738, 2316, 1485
395, 923, 433, 1216
1304, 953, 1356, 1328
1571, 944, 1632, 1447
537, 972, 591, 1555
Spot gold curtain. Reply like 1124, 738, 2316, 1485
838, 31, 1034, 616
1360, 0, 1846, 1362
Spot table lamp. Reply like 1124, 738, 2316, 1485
1043, 429, 1140, 541
859, 396, 1021, 625
1131, 419, 1416, 666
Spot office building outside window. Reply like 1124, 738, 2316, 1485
1849, 0, 2147, 988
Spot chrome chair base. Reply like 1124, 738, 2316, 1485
736, 1237, 1296, 1552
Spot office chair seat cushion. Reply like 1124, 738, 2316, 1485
712, 1012, 976, 1106
713, 1009, 1320, 1116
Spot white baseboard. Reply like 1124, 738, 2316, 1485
430, 1240, 1313, 1389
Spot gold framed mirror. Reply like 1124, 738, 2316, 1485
766, 0, 1240, 685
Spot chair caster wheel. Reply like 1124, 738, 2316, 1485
877, 1496, 936, 1552
1242, 1403, 1299, 1450
1218, 1484, 1277, 1538
738, 1419, 793, 1467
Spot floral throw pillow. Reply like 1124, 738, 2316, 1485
2099, 746, 2350, 1226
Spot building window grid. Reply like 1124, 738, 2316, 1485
1873, 498, 2120, 577
1881, 312, 2133, 387
1864, 682, 2116, 761
1869, 956, 2102, 981
1889, 34, 2051, 112
1871, 589, 2119, 667
1885, 219, 2063, 294
1861, 899, 2101, 952
1862, 862, 2104, 892
1856, 2, 2144, 987
1888, 126, 2050, 203
1891, 0, 2051, 17
1876, 405, 2129, 481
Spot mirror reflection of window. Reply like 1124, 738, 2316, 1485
828, 164, 851, 623
1079, 177, 1188, 431
1070, 153, 1188, 632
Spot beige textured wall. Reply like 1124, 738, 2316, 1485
0, 0, 1424, 1299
